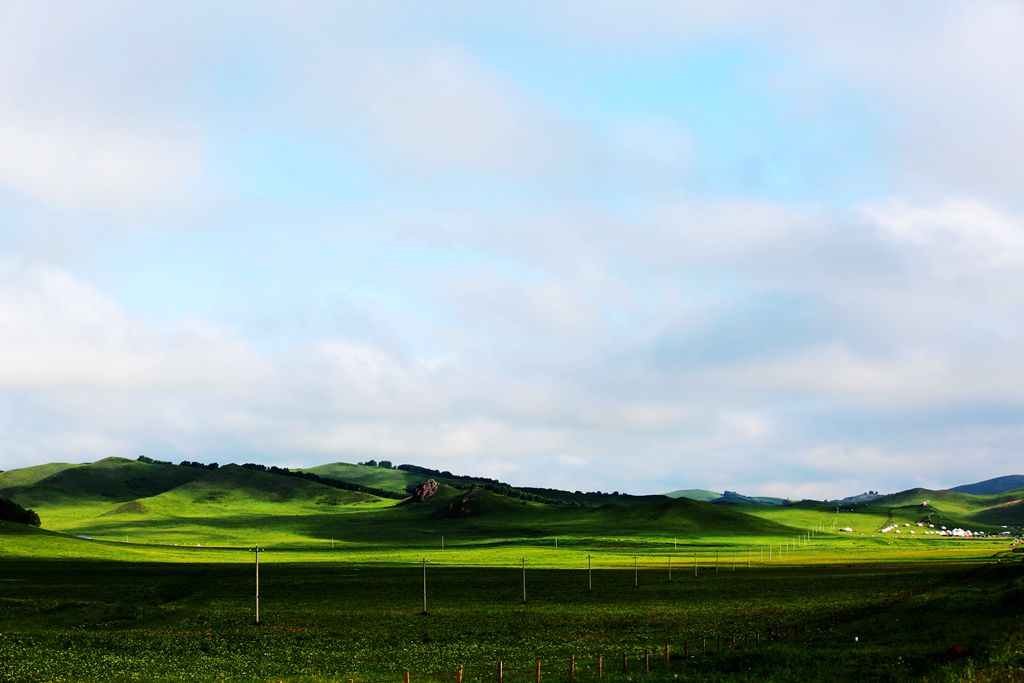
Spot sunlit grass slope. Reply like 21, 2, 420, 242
0, 462, 83, 489
300, 462, 427, 494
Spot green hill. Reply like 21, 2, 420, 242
951, 474, 1024, 495
866, 487, 1024, 529
665, 489, 721, 502
301, 462, 428, 495
0, 462, 82, 490
0, 457, 208, 508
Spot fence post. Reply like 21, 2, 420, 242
457, 664, 463, 683
535, 660, 541, 683
570, 654, 575, 679
498, 661, 503, 683
522, 558, 527, 603
622, 654, 628, 674
404, 672, 410, 683
664, 642, 670, 670
701, 637, 706, 655
683, 641, 688, 658
588, 555, 592, 593
598, 654, 603, 678
644, 649, 650, 672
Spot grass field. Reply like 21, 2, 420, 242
2, 458, 1024, 681
1, 550, 1023, 681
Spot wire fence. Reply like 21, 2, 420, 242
325, 625, 811, 682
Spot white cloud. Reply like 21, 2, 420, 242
0, 3, 205, 212
0, 262, 268, 392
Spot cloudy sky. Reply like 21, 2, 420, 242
2, 2, 1023, 498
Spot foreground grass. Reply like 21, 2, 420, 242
1, 554, 1022, 682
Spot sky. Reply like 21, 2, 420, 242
2, 1, 1023, 499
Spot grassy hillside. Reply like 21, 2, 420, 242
870, 487, 1024, 528
665, 488, 721, 501
301, 462, 427, 494
0, 456, 207, 507
952, 474, 1024, 495
0, 462, 82, 489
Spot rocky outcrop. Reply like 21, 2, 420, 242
410, 479, 440, 502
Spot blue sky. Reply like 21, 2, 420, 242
2, 2, 1024, 498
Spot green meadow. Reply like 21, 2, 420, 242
1, 457, 1023, 680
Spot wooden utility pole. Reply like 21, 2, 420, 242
251, 546, 263, 624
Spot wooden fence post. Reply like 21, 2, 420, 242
598, 654, 603, 678
570, 654, 575, 679
644, 649, 650, 672
457, 664, 463, 683
535, 660, 540, 683
664, 642, 670, 670
498, 661, 503, 683
404, 672, 410, 683
622, 654, 628, 674
683, 641, 688, 658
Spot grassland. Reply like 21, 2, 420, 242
1, 547, 1023, 681
2, 458, 1023, 680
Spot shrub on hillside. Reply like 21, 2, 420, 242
0, 496, 41, 527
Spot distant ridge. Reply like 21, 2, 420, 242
664, 488, 721, 502
951, 475, 1024, 496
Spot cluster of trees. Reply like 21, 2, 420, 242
396, 463, 505, 487
0, 496, 40, 527
358, 460, 394, 469
178, 461, 220, 470
240, 463, 404, 500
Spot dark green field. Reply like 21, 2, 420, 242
2, 556, 1024, 681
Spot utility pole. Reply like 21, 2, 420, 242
422, 558, 427, 614
251, 546, 263, 624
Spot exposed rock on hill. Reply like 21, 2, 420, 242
410, 479, 439, 502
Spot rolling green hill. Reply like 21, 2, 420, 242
951, 474, 1024, 495
3, 457, 1021, 553
0, 456, 207, 507
0, 462, 83, 490
301, 462, 429, 494
665, 488, 721, 501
